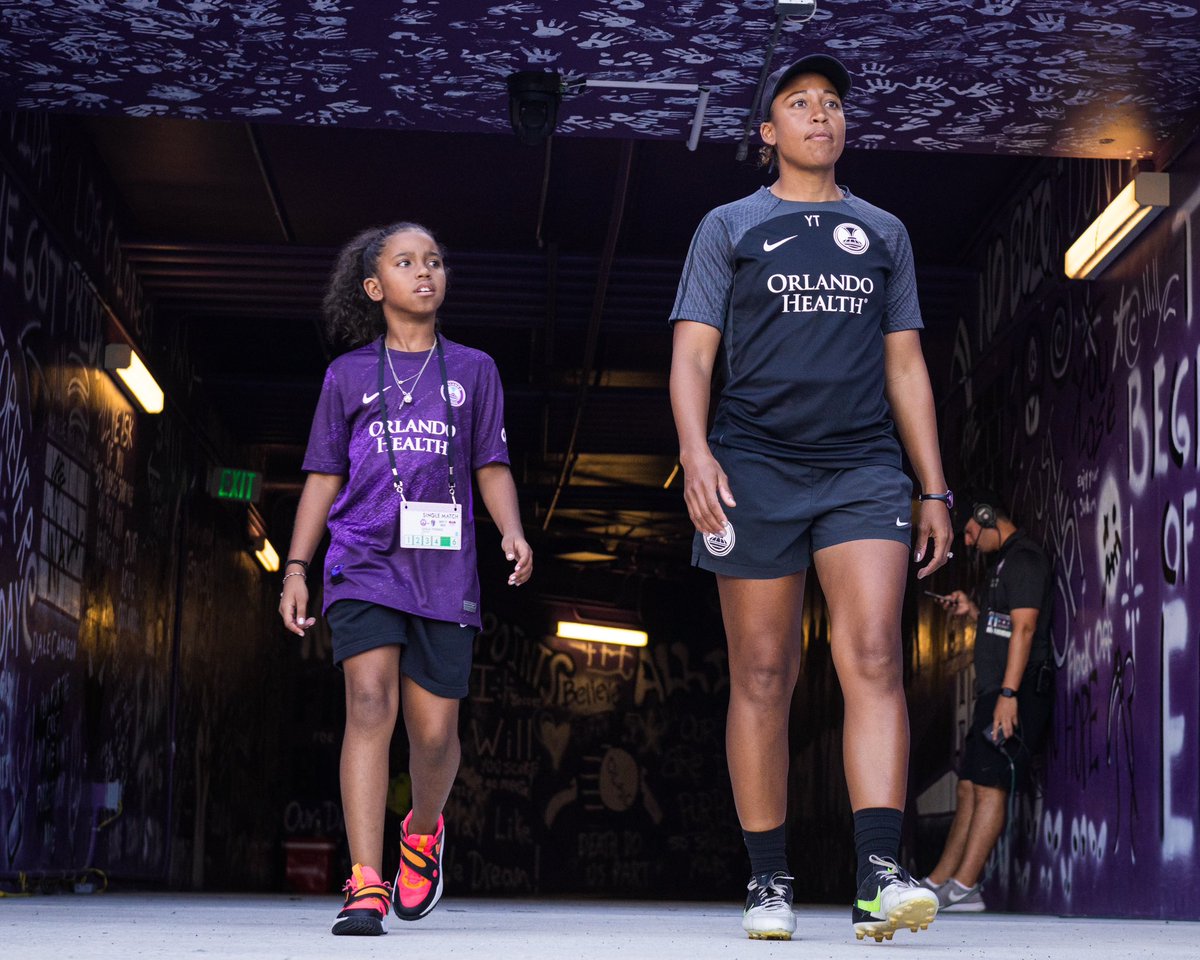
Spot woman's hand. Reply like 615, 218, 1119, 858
503, 534, 533, 586
913, 498, 953, 580
681, 449, 735, 535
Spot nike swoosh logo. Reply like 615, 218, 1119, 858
762, 235, 798, 252
895, 518, 911, 527
856, 888, 882, 913
362, 385, 392, 405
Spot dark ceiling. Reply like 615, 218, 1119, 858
5, 1, 1199, 575
6, 0, 1199, 158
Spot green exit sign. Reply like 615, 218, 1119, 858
207, 467, 262, 503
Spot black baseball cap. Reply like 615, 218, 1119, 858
757, 54, 852, 120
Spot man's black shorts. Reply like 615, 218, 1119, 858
692, 444, 913, 578
961, 681, 1054, 791
326, 599, 475, 699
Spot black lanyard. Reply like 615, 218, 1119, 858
376, 334, 457, 503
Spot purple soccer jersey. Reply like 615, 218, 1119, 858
302, 336, 510, 627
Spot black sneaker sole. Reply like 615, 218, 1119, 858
331, 915, 387, 936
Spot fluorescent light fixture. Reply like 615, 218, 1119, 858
556, 620, 648, 647
554, 550, 618, 563
1064, 172, 1171, 280
254, 537, 280, 573
103, 344, 164, 413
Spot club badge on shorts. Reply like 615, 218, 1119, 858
704, 521, 736, 557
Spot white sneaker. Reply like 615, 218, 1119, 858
853, 855, 939, 942
742, 871, 796, 940
918, 875, 945, 895
941, 879, 986, 912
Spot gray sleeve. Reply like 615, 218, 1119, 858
880, 221, 923, 334
669, 210, 734, 331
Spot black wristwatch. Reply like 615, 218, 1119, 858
1000, 687, 1018, 698
918, 490, 954, 510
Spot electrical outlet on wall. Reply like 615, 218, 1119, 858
91, 781, 122, 810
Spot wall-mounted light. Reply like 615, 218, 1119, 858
556, 620, 648, 647
1064, 172, 1171, 280
253, 537, 280, 573
103, 344, 164, 413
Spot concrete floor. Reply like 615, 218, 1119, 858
1, 894, 1197, 960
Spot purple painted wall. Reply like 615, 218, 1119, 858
915, 148, 1200, 919
0, 112, 283, 889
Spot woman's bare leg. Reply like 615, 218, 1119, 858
717, 571, 807, 830
813, 539, 910, 810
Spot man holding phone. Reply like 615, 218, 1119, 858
920, 492, 1055, 911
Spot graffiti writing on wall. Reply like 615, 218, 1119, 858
936, 156, 1199, 919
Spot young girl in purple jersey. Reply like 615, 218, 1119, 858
279, 222, 532, 936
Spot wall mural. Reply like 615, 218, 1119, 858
0, 112, 281, 890
449, 583, 738, 898
921, 148, 1200, 919
0, 1, 1196, 157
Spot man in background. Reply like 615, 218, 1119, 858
920, 493, 1055, 911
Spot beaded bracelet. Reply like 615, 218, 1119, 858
280, 569, 306, 600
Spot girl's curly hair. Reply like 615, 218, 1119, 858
322, 221, 446, 349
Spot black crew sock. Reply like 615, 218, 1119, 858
743, 823, 789, 877
853, 807, 902, 888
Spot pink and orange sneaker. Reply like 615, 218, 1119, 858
331, 863, 391, 936
392, 812, 445, 921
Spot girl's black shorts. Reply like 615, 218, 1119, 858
326, 599, 476, 699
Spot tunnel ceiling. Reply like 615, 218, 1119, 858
4, 1, 1199, 158
2, 1, 1198, 574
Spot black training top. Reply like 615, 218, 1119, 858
669, 186, 923, 467
973, 531, 1055, 695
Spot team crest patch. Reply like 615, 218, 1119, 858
704, 521, 736, 557
442, 380, 466, 407
833, 223, 869, 255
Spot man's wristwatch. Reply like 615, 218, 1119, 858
1000, 687, 1018, 698
918, 490, 954, 510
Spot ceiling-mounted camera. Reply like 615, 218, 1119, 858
506, 71, 563, 147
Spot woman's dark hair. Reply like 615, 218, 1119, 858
322, 221, 446, 348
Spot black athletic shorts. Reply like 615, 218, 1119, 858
326, 599, 476, 699
692, 445, 914, 578
961, 683, 1053, 791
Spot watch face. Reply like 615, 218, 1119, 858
946, 490, 955, 510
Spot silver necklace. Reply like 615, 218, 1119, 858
384, 338, 436, 404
